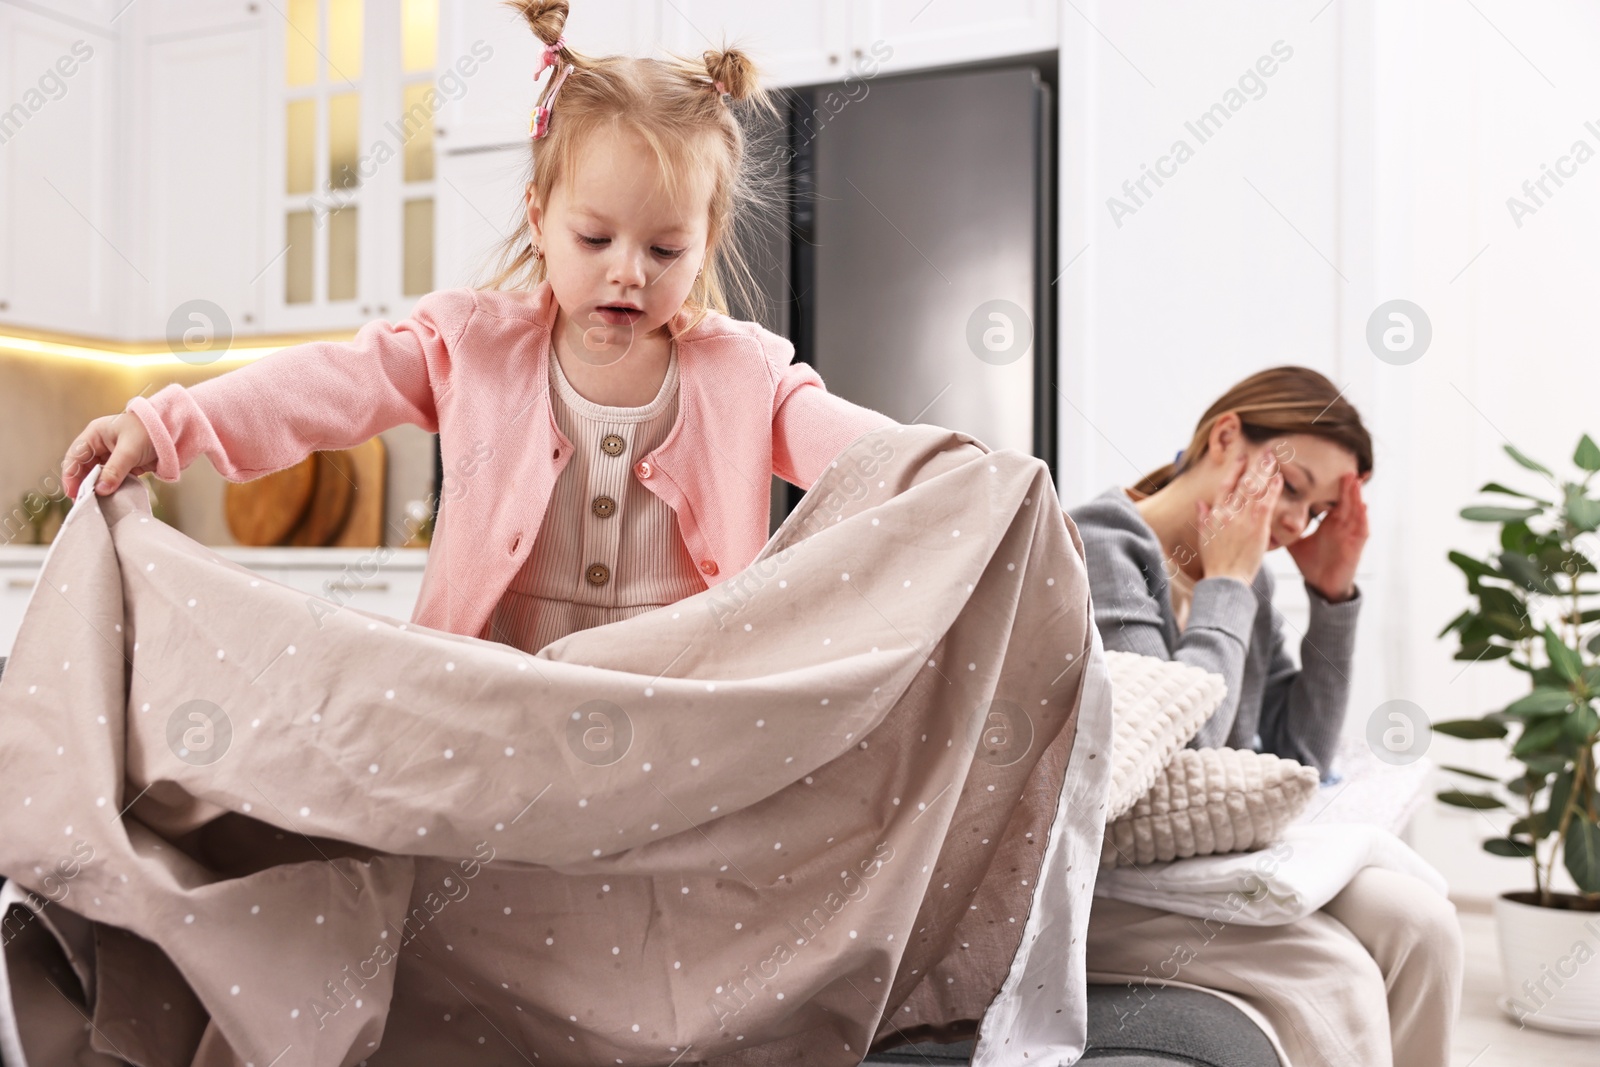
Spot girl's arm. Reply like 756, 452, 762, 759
1255, 580, 1362, 780
767, 344, 896, 491
126, 289, 473, 483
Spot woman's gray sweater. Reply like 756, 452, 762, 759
1067, 485, 1361, 781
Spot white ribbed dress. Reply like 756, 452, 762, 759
481, 340, 709, 654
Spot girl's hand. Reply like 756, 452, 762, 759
1286, 471, 1369, 601
61, 413, 158, 498
1195, 451, 1281, 587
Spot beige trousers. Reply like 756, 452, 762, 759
1083, 866, 1464, 1067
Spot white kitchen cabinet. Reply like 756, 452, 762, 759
261, 555, 428, 626
658, 0, 851, 89
0, 559, 42, 657
144, 24, 267, 339
256, 0, 468, 333
853, 0, 1056, 73
0, 546, 431, 657
145, 0, 266, 39
0, 4, 118, 336
435, 0, 656, 153
435, 145, 527, 290
15, 2, 123, 33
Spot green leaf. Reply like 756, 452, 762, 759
1504, 688, 1576, 716
1441, 764, 1502, 782
1566, 492, 1600, 533
1479, 481, 1553, 505
1501, 520, 1542, 555
1549, 770, 1575, 827
1589, 631, 1600, 656
1563, 816, 1600, 895
1437, 608, 1474, 640
1505, 444, 1554, 477
1513, 715, 1567, 758
1561, 502, 1600, 534
1477, 586, 1529, 622
1543, 626, 1585, 684
1575, 434, 1600, 473
1481, 613, 1533, 641
1453, 642, 1513, 663
1545, 547, 1598, 576
1439, 789, 1506, 811
1433, 718, 1508, 740
1506, 770, 1552, 794
1525, 808, 1556, 838
1485, 837, 1538, 858
1565, 703, 1600, 743
1500, 553, 1563, 595
1532, 665, 1575, 689
1449, 551, 1503, 582
1463, 506, 1542, 523
1523, 754, 1570, 775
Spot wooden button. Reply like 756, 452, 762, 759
699, 559, 718, 576
601, 434, 625, 456
585, 563, 611, 586
591, 495, 616, 519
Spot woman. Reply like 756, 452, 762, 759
1072, 364, 1369, 781
1069, 366, 1462, 1067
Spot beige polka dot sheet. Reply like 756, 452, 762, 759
0, 424, 1113, 1067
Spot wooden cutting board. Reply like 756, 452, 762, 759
224, 437, 386, 547
331, 437, 387, 547
224, 455, 318, 546
286, 451, 356, 546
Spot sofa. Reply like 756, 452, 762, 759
864, 984, 1279, 1066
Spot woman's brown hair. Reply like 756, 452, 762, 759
478, 1, 782, 335
1132, 365, 1374, 496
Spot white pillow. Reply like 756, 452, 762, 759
1102, 649, 1227, 820
1102, 747, 1320, 868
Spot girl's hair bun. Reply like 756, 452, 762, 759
505, 0, 569, 46
703, 48, 759, 101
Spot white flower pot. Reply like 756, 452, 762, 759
1493, 891, 1600, 1034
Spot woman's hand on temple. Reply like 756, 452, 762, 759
61, 413, 158, 498
1285, 471, 1369, 601
1195, 451, 1281, 587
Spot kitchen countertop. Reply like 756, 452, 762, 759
0, 545, 430, 568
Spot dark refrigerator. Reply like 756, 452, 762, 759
737, 62, 1057, 526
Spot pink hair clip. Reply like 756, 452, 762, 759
529, 36, 571, 141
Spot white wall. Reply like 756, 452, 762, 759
1056, 0, 1600, 903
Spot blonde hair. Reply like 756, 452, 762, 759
478, 0, 782, 335
1134, 365, 1375, 496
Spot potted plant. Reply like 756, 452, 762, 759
1435, 435, 1600, 1033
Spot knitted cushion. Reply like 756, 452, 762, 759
1101, 747, 1320, 867
1103, 650, 1226, 821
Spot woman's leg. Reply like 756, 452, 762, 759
1319, 866, 1463, 1067
1085, 893, 1393, 1067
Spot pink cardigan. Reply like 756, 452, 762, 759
126, 282, 897, 640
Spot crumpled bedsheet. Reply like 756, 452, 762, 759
0, 423, 1113, 1067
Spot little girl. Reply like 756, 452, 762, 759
60, 0, 896, 658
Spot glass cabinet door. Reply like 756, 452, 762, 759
273, 0, 438, 329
